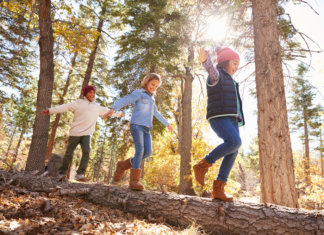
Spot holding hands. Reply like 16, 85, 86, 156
197, 47, 209, 63
104, 109, 124, 119
104, 108, 115, 119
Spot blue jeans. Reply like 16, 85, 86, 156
130, 124, 152, 169
205, 117, 241, 182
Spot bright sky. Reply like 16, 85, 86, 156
200, 1, 324, 154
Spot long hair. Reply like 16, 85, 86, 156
141, 73, 162, 88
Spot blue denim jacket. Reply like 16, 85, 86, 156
112, 88, 169, 129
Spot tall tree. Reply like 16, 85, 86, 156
25, 0, 54, 172
252, 0, 298, 207
289, 64, 323, 186
79, 2, 107, 97
177, 47, 195, 195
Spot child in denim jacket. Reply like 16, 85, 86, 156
106, 73, 174, 190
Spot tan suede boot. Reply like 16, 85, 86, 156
129, 168, 144, 191
113, 158, 132, 182
193, 158, 212, 186
212, 180, 233, 202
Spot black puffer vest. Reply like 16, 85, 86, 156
206, 69, 245, 125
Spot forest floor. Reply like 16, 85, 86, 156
0, 184, 204, 235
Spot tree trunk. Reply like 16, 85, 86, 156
79, 7, 105, 98
178, 46, 195, 195
12, 128, 26, 163
94, 144, 104, 182
303, 111, 311, 185
44, 52, 78, 164
320, 129, 324, 180
106, 154, 114, 184
1, 170, 323, 235
252, 0, 298, 208
25, 0, 54, 172
5, 125, 17, 161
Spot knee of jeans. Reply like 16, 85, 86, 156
233, 137, 242, 149
227, 137, 241, 150
135, 149, 144, 157
143, 151, 152, 159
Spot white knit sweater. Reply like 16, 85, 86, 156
49, 98, 108, 136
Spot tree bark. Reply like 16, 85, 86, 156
25, 0, 54, 172
5, 125, 17, 161
12, 128, 25, 163
178, 46, 195, 195
44, 51, 78, 164
1, 170, 323, 235
252, 0, 298, 208
79, 7, 106, 98
303, 110, 311, 185
320, 129, 324, 180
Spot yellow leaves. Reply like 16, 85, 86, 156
53, 19, 98, 54
80, 223, 93, 231
1, 1, 8, 7
12, 197, 24, 203
294, 155, 324, 209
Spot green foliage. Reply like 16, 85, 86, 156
289, 63, 323, 144
0, 0, 38, 99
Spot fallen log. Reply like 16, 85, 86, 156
0, 169, 323, 235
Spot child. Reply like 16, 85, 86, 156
42, 85, 109, 181
106, 73, 174, 190
194, 47, 245, 202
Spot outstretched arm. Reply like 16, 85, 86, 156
111, 90, 141, 111
197, 47, 219, 85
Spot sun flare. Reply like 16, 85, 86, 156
203, 15, 229, 45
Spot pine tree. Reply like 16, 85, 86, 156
252, 0, 298, 208
25, 0, 54, 172
289, 63, 323, 186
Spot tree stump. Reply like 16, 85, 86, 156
46, 153, 63, 177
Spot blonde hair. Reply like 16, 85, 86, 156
141, 73, 162, 88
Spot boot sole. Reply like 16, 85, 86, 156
130, 188, 144, 191
212, 197, 234, 202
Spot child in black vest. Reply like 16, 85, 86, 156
194, 47, 245, 202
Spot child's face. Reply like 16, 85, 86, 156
85, 90, 95, 102
225, 59, 240, 76
145, 79, 161, 94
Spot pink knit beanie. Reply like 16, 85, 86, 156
217, 47, 240, 64
82, 85, 96, 96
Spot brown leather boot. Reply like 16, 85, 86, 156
212, 180, 233, 202
129, 168, 144, 191
193, 158, 212, 186
113, 158, 132, 182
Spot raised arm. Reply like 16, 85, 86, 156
198, 47, 219, 86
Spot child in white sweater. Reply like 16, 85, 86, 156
42, 85, 109, 181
